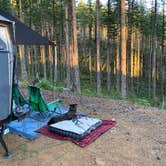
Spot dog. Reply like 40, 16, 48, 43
47, 104, 77, 125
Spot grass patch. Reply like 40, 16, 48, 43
19, 81, 29, 89
127, 97, 151, 106
18, 80, 165, 109
36, 79, 56, 90
35, 79, 64, 92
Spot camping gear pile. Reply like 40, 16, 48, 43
0, 9, 55, 157
48, 104, 102, 140
0, 10, 116, 158
8, 84, 65, 141
38, 119, 116, 147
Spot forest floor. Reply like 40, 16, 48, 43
0, 90, 166, 166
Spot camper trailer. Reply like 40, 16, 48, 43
0, 10, 54, 158
0, 16, 14, 121
0, 15, 14, 158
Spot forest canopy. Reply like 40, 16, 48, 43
0, 0, 165, 108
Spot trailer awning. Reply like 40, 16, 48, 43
0, 10, 54, 45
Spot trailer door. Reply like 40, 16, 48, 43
0, 25, 13, 120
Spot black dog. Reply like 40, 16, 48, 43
47, 104, 77, 125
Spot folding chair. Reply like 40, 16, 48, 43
12, 83, 30, 119
28, 85, 63, 117
12, 83, 28, 107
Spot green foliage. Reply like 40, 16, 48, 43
127, 95, 151, 107
82, 88, 97, 97
36, 79, 64, 92
81, 85, 152, 107
35, 79, 55, 90
77, 0, 89, 26
19, 81, 29, 89
3, 0, 165, 109
0, 0, 13, 13
18, 78, 164, 109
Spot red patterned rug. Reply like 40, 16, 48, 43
37, 119, 116, 147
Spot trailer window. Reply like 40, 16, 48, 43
0, 26, 12, 51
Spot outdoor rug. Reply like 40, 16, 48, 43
37, 119, 116, 147
29, 108, 86, 123
7, 108, 68, 140
8, 117, 46, 140
29, 107, 68, 122
7, 109, 87, 140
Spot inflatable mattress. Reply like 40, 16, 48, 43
49, 117, 102, 140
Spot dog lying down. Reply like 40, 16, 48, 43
47, 104, 78, 125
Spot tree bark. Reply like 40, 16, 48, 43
116, 2, 121, 93
107, 0, 111, 92
18, 0, 27, 81
88, 0, 93, 86
71, 0, 81, 93
54, 46, 58, 82
152, 0, 157, 101
48, 45, 53, 80
83, 25, 87, 66
116, 34, 120, 92
40, 45, 47, 80
120, 0, 127, 97
161, 1, 165, 107
65, 0, 71, 88
26, 46, 32, 77
127, 0, 134, 91
96, 0, 101, 94
130, 31, 134, 91
148, 36, 152, 97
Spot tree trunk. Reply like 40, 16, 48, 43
136, 31, 141, 93
26, 46, 32, 77
18, 45, 27, 80
39, 14, 47, 80
152, 0, 157, 101
83, 25, 87, 66
130, 31, 134, 91
88, 0, 93, 86
71, 0, 81, 93
59, 0, 65, 81
116, 2, 121, 93
161, 1, 165, 107
33, 46, 38, 77
65, 0, 71, 88
52, 0, 58, 82
40, 45, 47, 80
18, 0, 27, 81
96, 0, 101, 94
127, 0, 134, 92
120, 0, 127, 97
48, 45, 53, 80
107, 0, 111, 92
116, 34, 120, 92
148, 36, 152, 97
54, 46, 58, 82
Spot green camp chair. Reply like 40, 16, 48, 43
12, 83, 30, 119
12, 83, 28, 106
28, 85, 63, 115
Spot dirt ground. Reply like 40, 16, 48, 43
0, 91, 166, 166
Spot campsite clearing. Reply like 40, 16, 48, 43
0, 91, 166, 166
